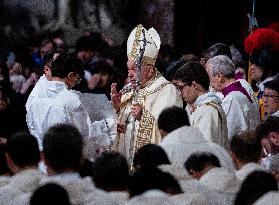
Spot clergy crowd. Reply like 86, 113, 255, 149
0, 24, 279, 205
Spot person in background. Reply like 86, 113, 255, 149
26, 52, 116, 158
234, 171, 278, 205
173, 61, 228, 149
31, 38, 54, 70
256, 116, 279, 168
86, 60, 116, 100
9, 62, 26, 93
262, 77, 279, 117
230, 130, 264, 181
0, 144, 11, 187
0, 132, 43, 204
157, 106, 190, 138
200, 43, 232, 66
133, 144, 170, 171
249, 49, 279, 120
205, 55, 259, 140
74, 34, 107, 93
30, 183, 71, 205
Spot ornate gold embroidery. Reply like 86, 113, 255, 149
142, 56, 156, 65
116, 73, 171, 163
128, 24, 142, 62
135, 108, 155, 152
133, 75, 170, 154
127, 24, 156, 65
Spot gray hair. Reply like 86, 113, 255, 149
206, 55, 235, 79
269, 154, 279, 172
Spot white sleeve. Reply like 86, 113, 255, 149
191, 106, 219, 143
70, 104, 91, 139
89, 118, 117, 147
222, 96, 248, 140
150, 84, 183, 120
83, 118, 116, 161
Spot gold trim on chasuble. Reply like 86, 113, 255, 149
116, 73, 171, 156
135, 81, 171, 152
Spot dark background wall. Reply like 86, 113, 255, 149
0, 0, 278, 53
174, 0, 278, 54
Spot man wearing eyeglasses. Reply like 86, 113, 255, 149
173, 61, 229, 149
263, 78, 279, 117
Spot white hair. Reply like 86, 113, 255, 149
269, 154, 279, 172
206, 55, 235, 79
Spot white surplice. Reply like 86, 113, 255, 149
190, 92, 228, 149
0, 169, 43, 205
235, 162, 266, 181
199, 167, 241, 205
126, 190, 175, 205
221, 90, 260, 140
254, 191, 279, 205
159, 126, 235, 172
26, 77, 116, 159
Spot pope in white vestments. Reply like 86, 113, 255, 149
111, 24, 182, 166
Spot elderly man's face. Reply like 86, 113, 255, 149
127, 60, 155, 87
205, 62, 223, 92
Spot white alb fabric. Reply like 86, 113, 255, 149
238, 79, 259, 106
235, 162, 266, 181
0, 176, 10, 188
191, 92, 228, 149
199, 167, 241, 205
272, 110, 279, 117
160, 126, 235, 172
26, 77, 116, 159
170, 192, 207, 205
84, 190, 128, 205
40, 174, 95, 205
11, 174, 95, 205
221, 90, 260, 140
215, 79, 258, 108
179, 178, 226, 205
0, 169, 43, 205
253, 191, 279, 205
126, 190, 175, 205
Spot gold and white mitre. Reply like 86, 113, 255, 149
127, 24, 161, 65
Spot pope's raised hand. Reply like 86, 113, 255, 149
111, 83, 122, 112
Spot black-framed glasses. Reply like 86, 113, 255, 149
176, 83, 191, 92
262, 93, 279, 99
75, 76, 82, 84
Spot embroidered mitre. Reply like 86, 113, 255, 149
127, 24, 161, 65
